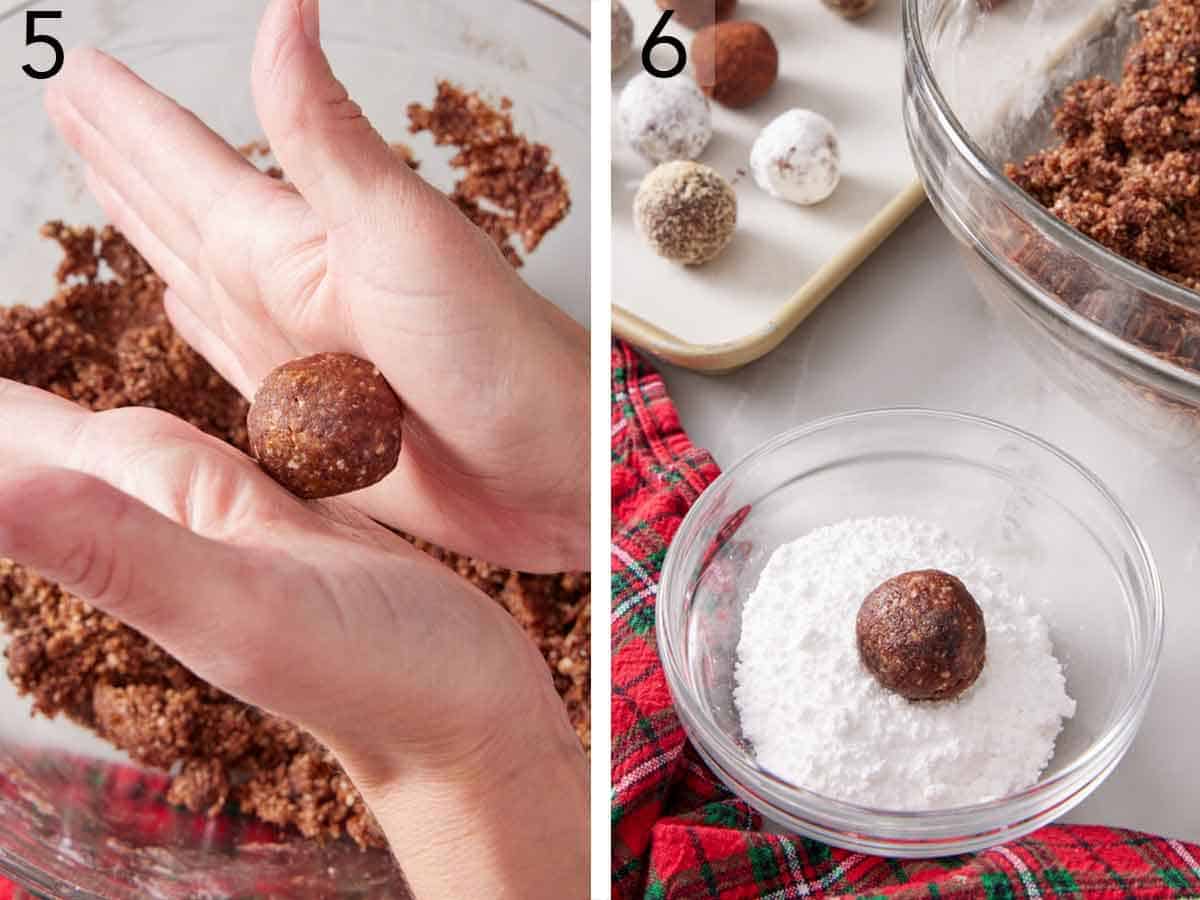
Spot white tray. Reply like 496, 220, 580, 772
611, 0, 923, 372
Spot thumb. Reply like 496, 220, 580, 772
250, 0, 422, 231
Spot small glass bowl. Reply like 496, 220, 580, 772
902, 0, 1200, 460
657, 409, 1163, 857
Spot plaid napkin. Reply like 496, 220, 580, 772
611, 339, 1200, 899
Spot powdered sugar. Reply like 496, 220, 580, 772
734, 516, 1076, 810
618, 72, 713, 164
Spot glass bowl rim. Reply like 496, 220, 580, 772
657, 406, 1164, 829
901, 0, 1200, 316
902, 0, 1200, 399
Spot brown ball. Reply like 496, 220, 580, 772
612, 1, 635, 70
248, 353, 404, 500
657, 0, 737, 29
691, 21, 779, 109
856, 570, 987, 702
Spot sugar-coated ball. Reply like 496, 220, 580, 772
619, 71, 713, 163
750, 109, 841, 205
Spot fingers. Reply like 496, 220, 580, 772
44, 47, 291, 289
84, 167, 203, 302
0, 464, 348, 712
0, 466, 266, 657
251, 0, 426, 232
0, 379, 286, 536
162, 289, 257, 397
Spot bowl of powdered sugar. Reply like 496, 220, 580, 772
657, 408, 1163, 856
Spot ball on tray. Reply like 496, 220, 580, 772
856, 569, 987, 702
656, 0, 738, 29
248, 352, 405, 500
750, 109, 841, 205
619, 71, 713, 163
691, 21, 778, 108
612, 1, 635, 70
634, 160, 737, 265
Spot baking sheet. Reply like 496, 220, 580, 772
612, 0, 924, 372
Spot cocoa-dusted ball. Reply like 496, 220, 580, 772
248, 353, 404, 500
612, 1, 635, 70
856, 570, 986, 702
657, 0, 737, 29
691, 21, 779, 108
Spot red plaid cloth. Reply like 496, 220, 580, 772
611, 339, 1200, 899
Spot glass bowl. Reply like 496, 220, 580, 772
0, 0, 587, 896
657, 409, 1163, 857
902, 0, 1200, 461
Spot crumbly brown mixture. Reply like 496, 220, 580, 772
248, 353, 404, 500
408, 81, 571, 267
0, 89, 587, 849
1006, 0, 1200, 373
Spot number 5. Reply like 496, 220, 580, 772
23, 10, 65, 80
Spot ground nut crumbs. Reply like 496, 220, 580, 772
1006, 0, 1200, 373
0, 88, 586, 849
407, 81, 571, 267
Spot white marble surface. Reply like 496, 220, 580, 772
655, 203, 1200, 842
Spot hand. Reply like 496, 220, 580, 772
0, 381, 588, 899
42, 0, 590, 574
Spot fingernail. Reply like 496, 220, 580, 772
300, 0, 321, 46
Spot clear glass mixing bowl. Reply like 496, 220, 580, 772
657, 409, 1163, 857
903, 0, 1200, 460
0, 1, 588, 895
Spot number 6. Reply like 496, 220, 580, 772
642, 11, 687, 79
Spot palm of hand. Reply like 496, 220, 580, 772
11, 2, 590, 893
2, 379, 547, 779
45, 19, 588, 573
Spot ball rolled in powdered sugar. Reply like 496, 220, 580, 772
618, 71, 713, 164
750, 109, 841, 206
634, 161, 737, 265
